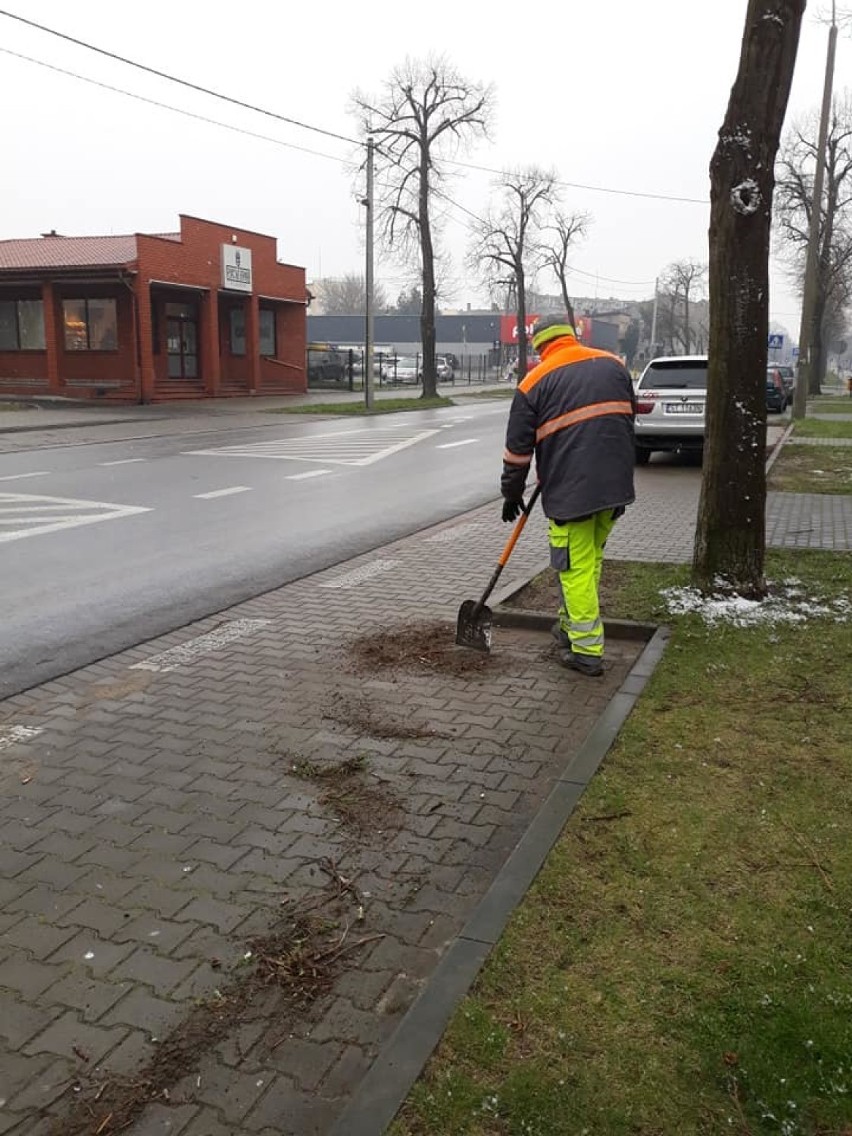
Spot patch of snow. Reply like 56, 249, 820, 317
762, 11, 785, 25
660, 580, 851, 628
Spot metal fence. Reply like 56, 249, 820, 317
306, 347, 502, 391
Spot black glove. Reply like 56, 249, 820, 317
502, 498, 523, 523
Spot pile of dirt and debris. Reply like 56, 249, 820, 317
325, 693, 445, 741
45, 888, 379, 1136
346, 620, 500, 678
290, 754, 404, 839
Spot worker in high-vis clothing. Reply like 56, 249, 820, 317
501, 314, 636, 676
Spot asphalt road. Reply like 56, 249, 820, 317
0, 403, 515, 698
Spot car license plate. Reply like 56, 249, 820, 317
664, 402, 704, 415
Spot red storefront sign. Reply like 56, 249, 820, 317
499, 314, 540, 344
501, 313, 590, 345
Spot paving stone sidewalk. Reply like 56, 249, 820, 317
1, 446, 849, 1135
0, 502, 640, 1136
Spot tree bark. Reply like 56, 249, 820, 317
692, 0, 805, 596
515, 264, 527, 384
419, 150, 437, 399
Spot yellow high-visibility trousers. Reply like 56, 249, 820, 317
549, 509, 619, 657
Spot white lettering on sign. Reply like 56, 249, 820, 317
221, 245, 253, 293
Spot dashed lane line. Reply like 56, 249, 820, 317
286, 469, 331, 481
193, 486, 252, 499
99, 458, 147, 466
436, 439, 479, 449
0, 471, 50, 481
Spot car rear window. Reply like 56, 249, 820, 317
639, 362, 708, 390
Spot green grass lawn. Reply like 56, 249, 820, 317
392, 550, 852, 1136
769, 445, 852, 495
795, 417, 852, 440
269, 396, 454, 415
808, 398, 852, 415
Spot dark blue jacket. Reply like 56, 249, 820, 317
501, 338, 636, 522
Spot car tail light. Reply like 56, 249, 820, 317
636, 400, 655, 414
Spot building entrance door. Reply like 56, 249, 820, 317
165, 302, 199, 379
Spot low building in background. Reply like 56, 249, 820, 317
0, 215, 308, 403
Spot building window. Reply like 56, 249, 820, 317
0, 299, 45, 350
259, 308, 276, 357
63, 298, 118, 351
229, 307, 246, 356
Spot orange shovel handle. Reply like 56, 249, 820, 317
498, 483, 542, 566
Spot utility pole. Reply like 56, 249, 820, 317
364, 136, 375, 411
650, 277, 659, 356
793, 1, 838, 419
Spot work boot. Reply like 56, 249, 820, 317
551, 621, 571, 650
558, 648, 604, 677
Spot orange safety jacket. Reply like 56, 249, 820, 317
501, 338, 636, 522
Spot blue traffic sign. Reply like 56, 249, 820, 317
768, 333, 785, 349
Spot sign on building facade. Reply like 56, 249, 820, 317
221, 245, 253, 293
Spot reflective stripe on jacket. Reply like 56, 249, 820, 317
500, 338, 636, 521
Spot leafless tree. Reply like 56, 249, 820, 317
537, 210, 592, 327
665, 259, 708, 351
351, 57, 492, 398
692, 0, 806, 597
469, 166, 559, 381
317, 274, 389, 315
775, 96, 852, 389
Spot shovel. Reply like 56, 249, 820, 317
455, 484, 542, 653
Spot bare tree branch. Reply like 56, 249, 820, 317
350, 56, 493, 396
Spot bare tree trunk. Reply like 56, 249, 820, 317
559, 279, 576, 327
684, 290, 691, 353
515, 264, 527, 384
419, 154, 437, 399
693, 0, 805, 596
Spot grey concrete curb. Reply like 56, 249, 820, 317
765, 420, 796, 475
328, 620, 671, 1136
0, 417, 141, 435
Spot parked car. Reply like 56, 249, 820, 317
390, 355, 421, 383
634, 355, 708, 464
307, 349, 346, 383
768, 363, 795, 399
437, 357, 454, 382
766, 367, 788, 413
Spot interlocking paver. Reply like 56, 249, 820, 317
23, 1011, 128, 1062
17, 452, 839, 1133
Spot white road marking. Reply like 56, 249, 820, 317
184, 425, 440, 467
130, 619, 270, 673
0, 471, 50, 482
193, 486, 252, 499
319, 559, 401, 589
286, 469, 331, 481
436, 438, 478, 449
99, 458, 147, 467
0, 492, 151, 544
0, 725, 44, 751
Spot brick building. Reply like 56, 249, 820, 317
0, 215, 308, 403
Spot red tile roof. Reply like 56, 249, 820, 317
0, 233, 179, 271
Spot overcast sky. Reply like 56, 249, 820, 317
2, 1, 848, 338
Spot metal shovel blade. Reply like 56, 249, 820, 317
455, 599, 493, 653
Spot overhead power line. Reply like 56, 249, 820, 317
445, 157, 709, 206
0, 48, 349, 164
0, 7, 359, 146
1, 7, 709, 207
